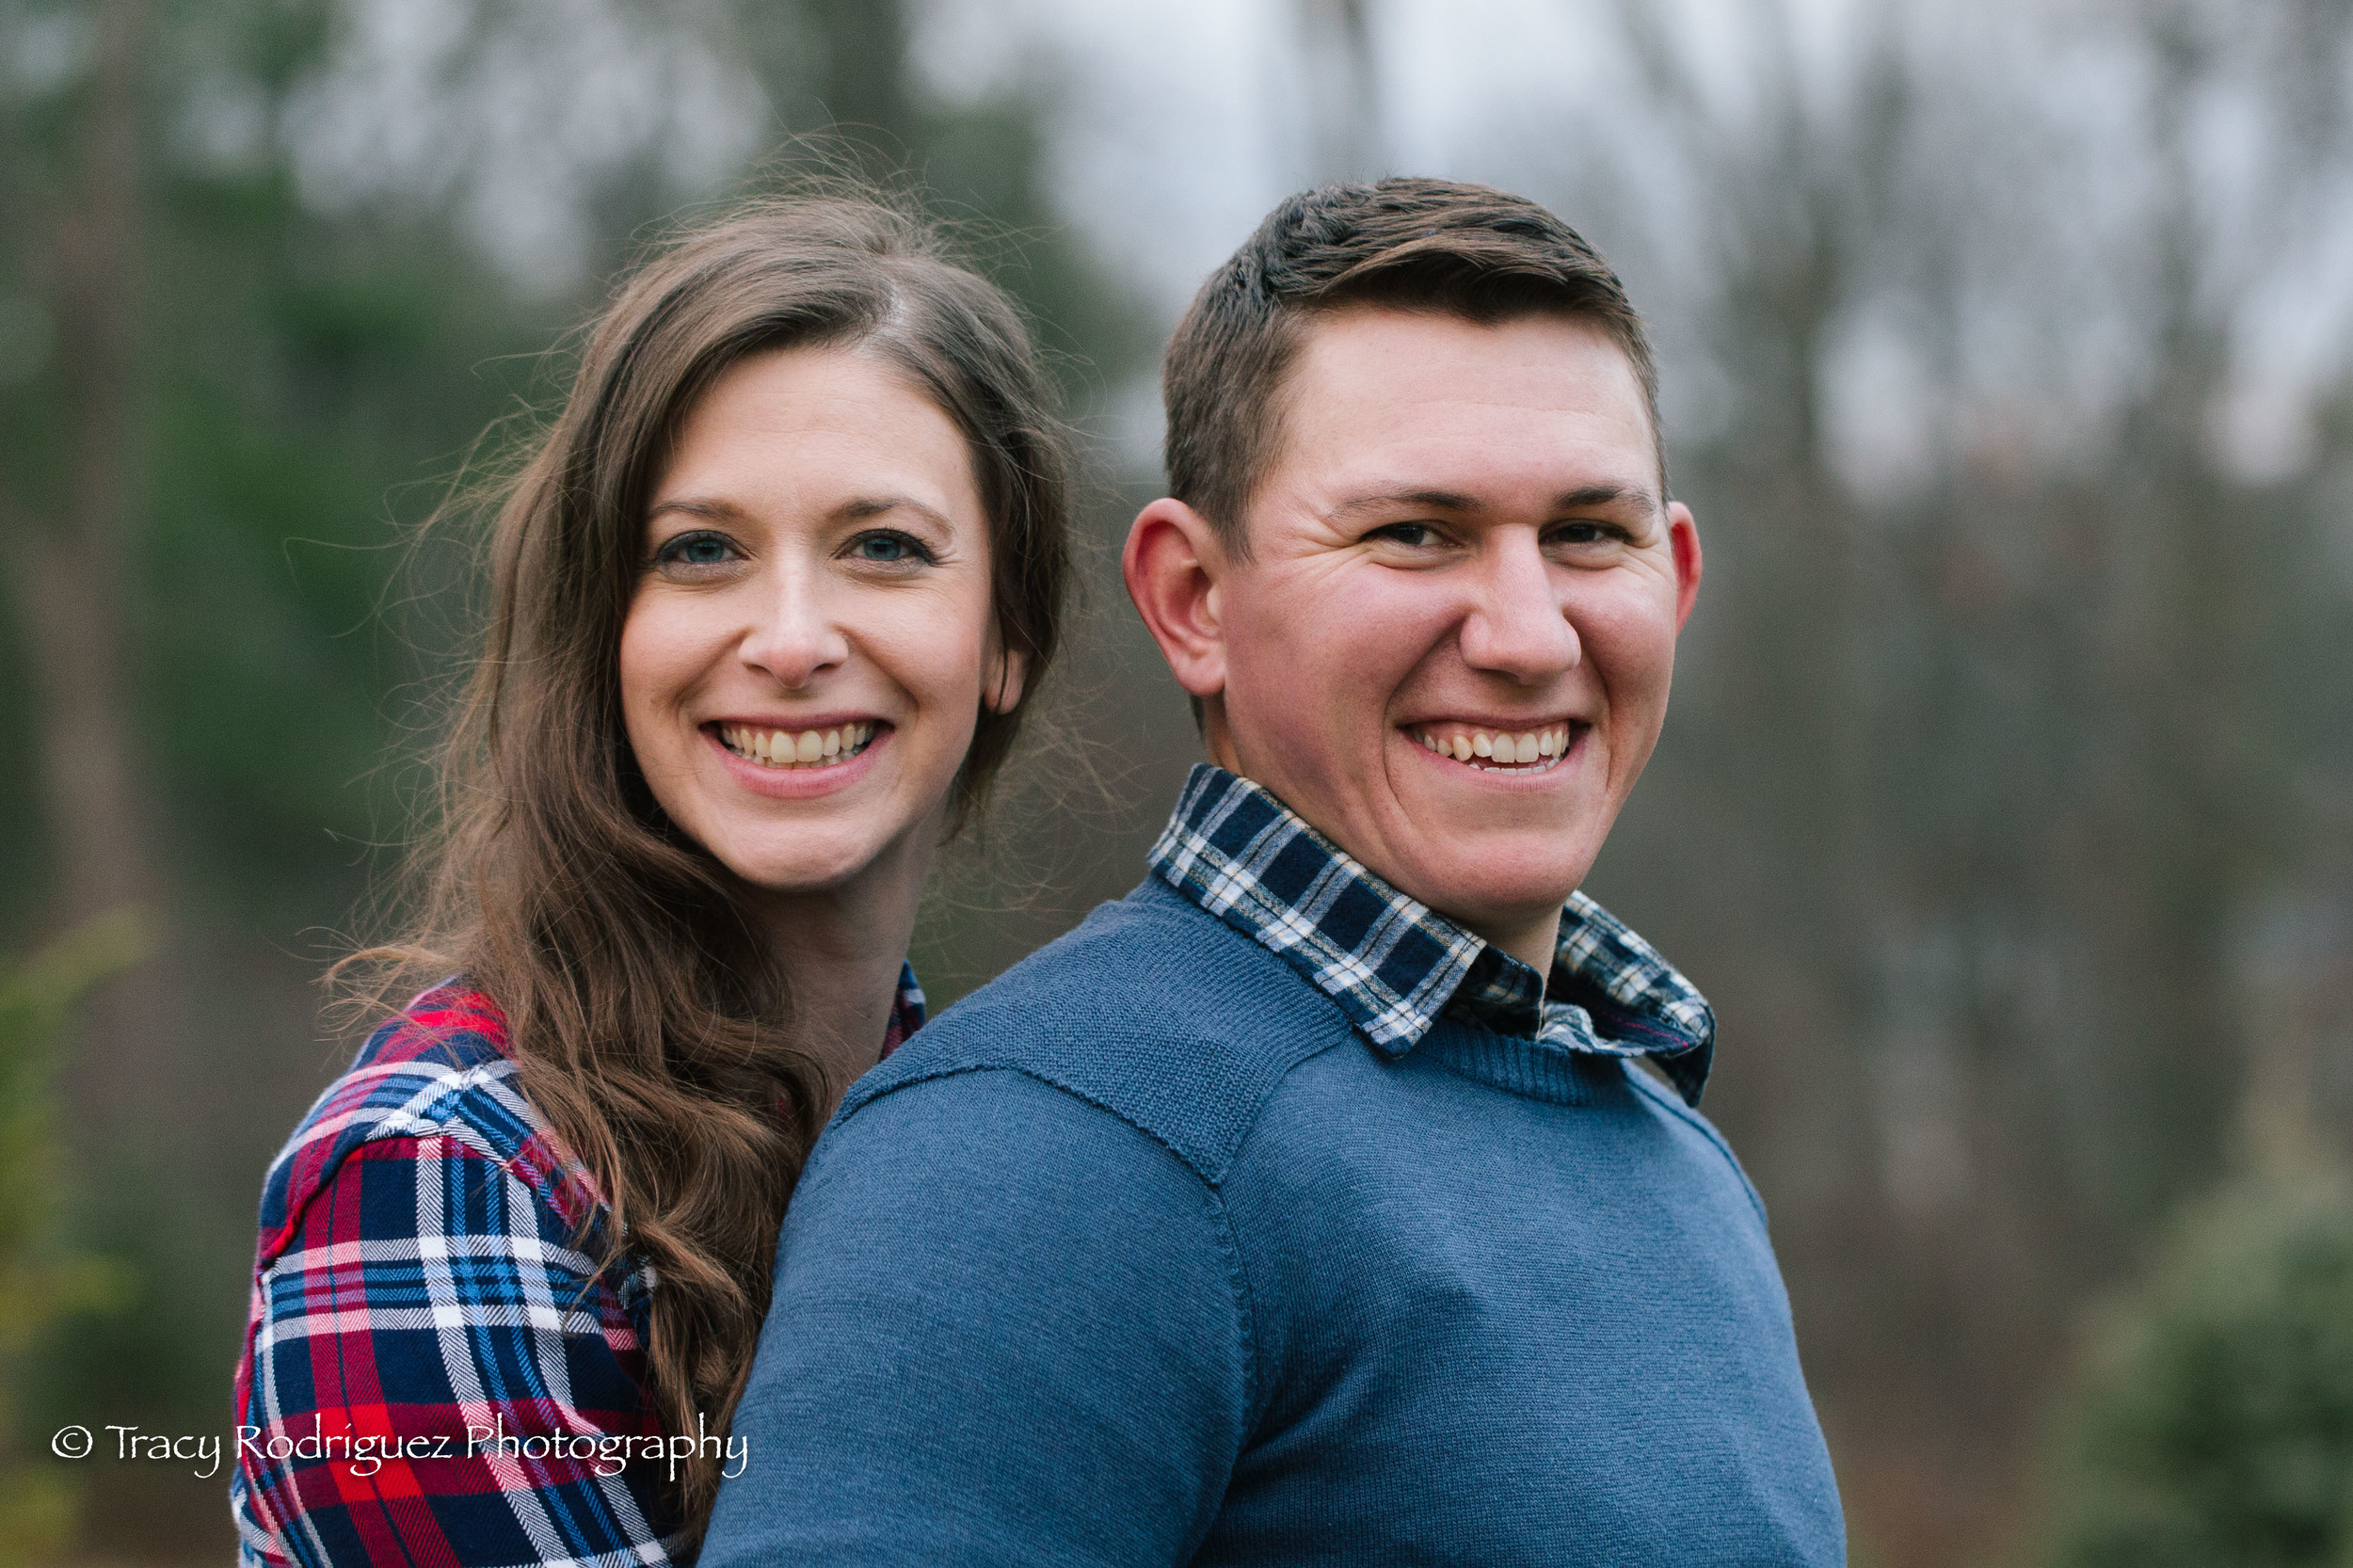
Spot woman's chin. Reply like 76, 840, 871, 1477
727, 850, 882, 898
717, 814, 935, 900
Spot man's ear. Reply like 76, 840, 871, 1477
1667, 501, 1703, 632
1122, 498, 1229, 700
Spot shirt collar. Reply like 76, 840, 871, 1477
878, 960, 926, 1061
1146, 764, 1715, 1105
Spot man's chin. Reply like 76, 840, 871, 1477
1391, 760, 1613, 830
1392, 851, 1598, 935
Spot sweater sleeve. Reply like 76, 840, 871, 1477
699, 1067, 1255, 1567
232, 1133, 675, 1568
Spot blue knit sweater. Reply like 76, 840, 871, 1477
702, 876, 1845, 1565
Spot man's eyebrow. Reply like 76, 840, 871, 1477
1554, 483, 1658, 513
1324, 483, 1661, 522
1325, 488, 1483, 521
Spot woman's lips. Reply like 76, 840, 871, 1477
702, 720, 891, 796
712, 718, 882, 770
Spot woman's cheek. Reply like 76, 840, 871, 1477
618, 599, 702, 707
889, 586, 992, 702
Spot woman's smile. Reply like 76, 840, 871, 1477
701, 717, 894, 801
712, 718, 884, 770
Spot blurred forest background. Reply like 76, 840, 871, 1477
1, 0, 2349, 1562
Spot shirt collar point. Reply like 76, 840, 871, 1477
1151, 765, 1716, 1093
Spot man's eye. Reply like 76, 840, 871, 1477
651, 530, 741, 568
1551, 521, 1619, 546
848, 530, 935, 566
1369, 522, 1441, 548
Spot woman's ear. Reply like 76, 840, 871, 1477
984, 641, 1030, 715
1122, 498, 1229, 700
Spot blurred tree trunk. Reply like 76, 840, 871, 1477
2, 0, 168, 1132
1296, 0, 1382, 182
810, 0, 911, 142
724, 0, 919, 162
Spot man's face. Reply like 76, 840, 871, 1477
1200, 307, 1699, 960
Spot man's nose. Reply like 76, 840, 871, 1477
739, 567, 851, 688
1457, 530, 1580, 682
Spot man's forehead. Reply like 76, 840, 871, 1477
1291, 303, 1641, 395
1267, 310, 1660, 502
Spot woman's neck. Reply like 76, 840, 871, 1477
750, 825, 936, 1108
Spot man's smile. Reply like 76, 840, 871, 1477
1403, 720, 1583, 771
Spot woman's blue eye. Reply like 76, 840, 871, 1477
654, 530, 737, 568
850, 530, 932, 565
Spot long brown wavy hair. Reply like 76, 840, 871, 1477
344, 193, 1069, 1553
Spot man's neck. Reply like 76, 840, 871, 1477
1459, 905, 1566, 985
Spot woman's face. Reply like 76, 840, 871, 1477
620, 344, 1020, 900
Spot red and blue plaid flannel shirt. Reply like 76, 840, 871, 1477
232, 971, 923, 1567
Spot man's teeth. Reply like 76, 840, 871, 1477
717, 721, 878, 769
1409, 724, 1573, 770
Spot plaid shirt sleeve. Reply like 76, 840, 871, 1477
232, 1126, 675, 1567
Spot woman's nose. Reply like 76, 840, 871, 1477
737, 569, 851, 688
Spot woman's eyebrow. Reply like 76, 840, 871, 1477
645, 496, 742, 525
643, 495, 957, 530
838, 495, 954, 531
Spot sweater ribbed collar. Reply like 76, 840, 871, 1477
1146, 764, 1715, 1106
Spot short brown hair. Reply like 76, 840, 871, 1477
1161, 177, 1661, 554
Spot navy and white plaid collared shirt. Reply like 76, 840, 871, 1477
1147, 764, 1716, 1105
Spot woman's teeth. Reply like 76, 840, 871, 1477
718, 721, 877, 769
1410, 724, 1573, 771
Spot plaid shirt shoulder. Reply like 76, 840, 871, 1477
232, 966, 926, 1567
1148, 765, 1716, 1104
231, 984, 674, 1567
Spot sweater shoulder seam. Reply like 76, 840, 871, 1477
1624, 1065, 1770, 1227
837, 1061, 1263, 1450
1203, 1179, 1264, 1433
840, 1058, 1260, 1188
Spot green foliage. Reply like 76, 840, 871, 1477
0, 911, 143, 1567
2035, 1174, 2353, 1568
144, 191, 552, 897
